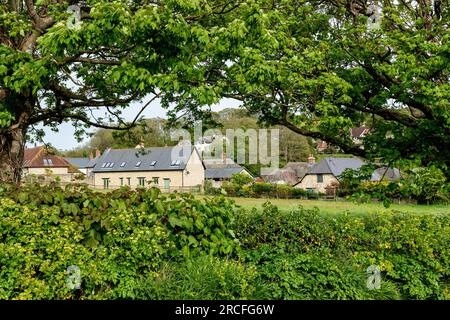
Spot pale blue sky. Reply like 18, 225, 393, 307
32, 98, 242, 150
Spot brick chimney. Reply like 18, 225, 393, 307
307, 154, 315, 164
95, 149, 101, 158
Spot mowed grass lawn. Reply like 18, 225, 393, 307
94, 189, 449, 215
218, 197, 450, 216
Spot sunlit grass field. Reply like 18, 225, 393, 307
216, 197, 450, 216
93, 188, 449, 215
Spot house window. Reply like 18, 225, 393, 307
44, 159, 53, 166
135, 161, 142, 167
120, 177, 124, 186
317, 174, 323, 183
150, 161, 157, 166
138, 177, 146, 187
127, 177, 131, 185
152, 177, 159, 185
120, 162, 126, 167
102, 178, 110, 189
163, 178, 171, 189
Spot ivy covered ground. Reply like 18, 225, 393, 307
0, 184, 449, 299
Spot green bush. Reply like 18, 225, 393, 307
234, 202, 450, 299
204, 180, 223, 196
211, 178, 309, 199
405, 166, 449, 204
340, 165, 449, 205
1, 183, 449, 300
245, 246, 402, 300
292, 187, 308, 198
0, 184, 238, 299
251, 182, 276, 196
142, 255, 257, 299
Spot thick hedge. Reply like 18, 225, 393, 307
235, 202, 450, 299
0, 184, 237, 299
216, 181, 318, 199
1, 184, 449, 300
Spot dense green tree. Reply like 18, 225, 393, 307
0, 0, 237, 183
165, 0, 450, 177
60, 146, 93, 158
88, 117, 171, 150
2, 0, 449, 183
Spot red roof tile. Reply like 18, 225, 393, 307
23, 146, 71, 168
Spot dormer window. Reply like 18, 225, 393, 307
101, 163, 107, 168
120, 162, 126, 167
170, 160, 181, 166
43, 159, 53, 166
135, 161, 142, 167
150, 161, 157, 166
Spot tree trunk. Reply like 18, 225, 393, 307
0, 126, 26, 184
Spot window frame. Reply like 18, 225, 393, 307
102, 178, 110, 189
317, 174, 324, 183
138, 177, 146, 187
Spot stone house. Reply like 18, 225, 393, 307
203, 158, 253, 188
91, 146, 205, 191
294, 157, 400, 193
22, 146, 80, 182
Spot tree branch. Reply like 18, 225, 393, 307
280, 118, 367, 157
22, 0, 55, 52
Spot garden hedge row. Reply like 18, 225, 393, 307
0, 184, 449, 299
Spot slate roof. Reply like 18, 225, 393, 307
203, 158, 241, 169
300, 157, 401, 182
85, 158, 98, 168
205, 167, 246, 179
92, 146, 196, 173
65, 157, 90, 168
203, 158, 249, 179
307, 157, 366, 177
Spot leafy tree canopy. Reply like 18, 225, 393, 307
0, 0, 240, 182
165, 0, 450, 177
1, 0, 449, 182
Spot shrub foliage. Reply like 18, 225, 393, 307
0, 184, 449, 299
0, 184, 237, 299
